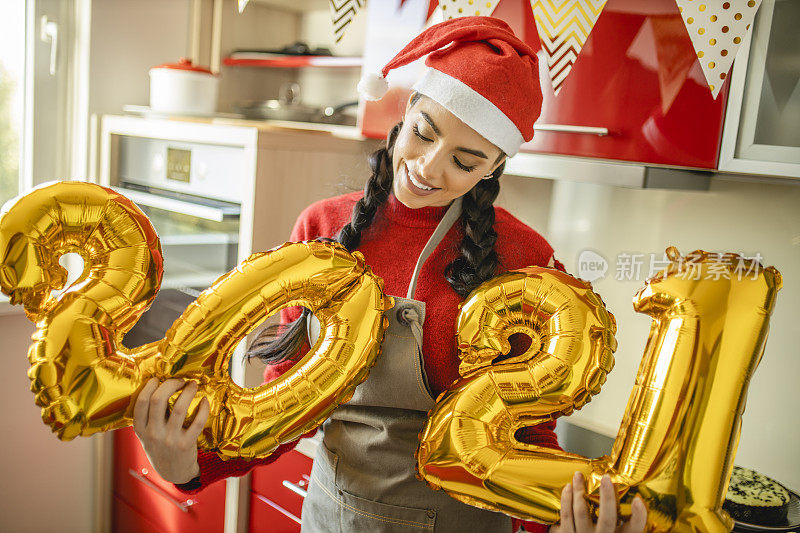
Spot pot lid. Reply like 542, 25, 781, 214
151, 57, 215, 75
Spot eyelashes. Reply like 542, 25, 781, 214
412, 124, 432, 142
412, 124, 477, 173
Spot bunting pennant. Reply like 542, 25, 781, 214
530, 0, 608, 95
237, 0, 249, 13
400, 0, 439, 20
675, 0, 762, 98
330, 0, 368, 43
439, 0, 500, 20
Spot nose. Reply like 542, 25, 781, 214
416, 147, 446, 184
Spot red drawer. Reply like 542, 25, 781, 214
113, 427, 226, 533
250, 450, 313, 520
113, 493, 165, 533
249, 491, 303, 533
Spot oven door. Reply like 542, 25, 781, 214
115, 185, 241, 348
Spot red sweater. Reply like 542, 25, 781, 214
178, 192, 568, 532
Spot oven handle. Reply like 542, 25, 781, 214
111, 187, 240, 222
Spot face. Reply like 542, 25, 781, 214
392, 95, 505, 209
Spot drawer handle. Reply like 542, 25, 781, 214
282, 479, 308, 498
255, 493, 301, 524
533, 124, 609, 136
128, 468, 196, 513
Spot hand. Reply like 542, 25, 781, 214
132, 378, 210, 484
550, 472, 647, 533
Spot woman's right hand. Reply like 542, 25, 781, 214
132, 378, 210, 484
549, 472, 647, 533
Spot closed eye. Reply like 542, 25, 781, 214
453, 156, 476, 172
413, 124, 432, 142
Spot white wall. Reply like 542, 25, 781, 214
0, 312, 94, 532
497, 173, 800, 492
89, 0, 192, 117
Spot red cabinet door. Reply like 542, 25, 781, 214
360, 0, 728, 169
112, 427, 226, 533
113, 493, 165, 533
249, 450, 313, 532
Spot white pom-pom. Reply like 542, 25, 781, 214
357, 72, 389, 101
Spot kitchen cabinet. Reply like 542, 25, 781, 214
360, 0, 729, 170
113, 427, 227, 533
718, 0, 800, 180
249, 449, 315, 532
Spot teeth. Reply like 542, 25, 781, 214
408, 169, 433, 190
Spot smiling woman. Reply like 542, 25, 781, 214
130, 16, 624, 533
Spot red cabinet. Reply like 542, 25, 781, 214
112, 427, 226, 533
249, 450, 314, 533
361, 0, 729, 169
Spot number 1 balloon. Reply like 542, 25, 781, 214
0, 181, 392, 459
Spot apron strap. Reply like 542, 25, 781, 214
406, 196, 463, 300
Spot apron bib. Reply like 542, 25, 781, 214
300, 198, 512, 532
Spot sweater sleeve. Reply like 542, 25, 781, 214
174, 208, 321, 494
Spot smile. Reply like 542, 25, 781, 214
404, 164, 440, 195
410, 173, 433, 190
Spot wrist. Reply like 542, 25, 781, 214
182, 461, 201, 484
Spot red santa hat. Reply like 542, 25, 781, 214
358, 16, 542, 157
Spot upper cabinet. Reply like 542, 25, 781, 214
361, 0, 729, 170
719, 0, 800, 180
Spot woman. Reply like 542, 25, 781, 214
133, 16, 647, 533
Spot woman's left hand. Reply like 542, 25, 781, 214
549, 472, 648, 533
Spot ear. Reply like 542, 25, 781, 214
405, 93, 416, 114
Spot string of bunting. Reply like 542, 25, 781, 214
338, 0, 763, 98
330, 0, 368, 43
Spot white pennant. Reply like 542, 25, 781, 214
530, 0, 608, 95
439, 0, 501, 20
330, 0, 368, 43
674, 0, 762, 99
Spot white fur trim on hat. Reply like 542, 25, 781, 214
413, 68, 524, 156
357, 72, 389, 101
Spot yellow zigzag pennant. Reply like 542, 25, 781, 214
530, 0, 608, 95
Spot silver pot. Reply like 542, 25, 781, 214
234, 99, 321, 121
234, 82, 357, 125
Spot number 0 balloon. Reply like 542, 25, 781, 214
0, 181, 392, 459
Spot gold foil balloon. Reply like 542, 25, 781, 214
1, 181, 392, 459
416, 266, 618, 522
416, 247, 782, 532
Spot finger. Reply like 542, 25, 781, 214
132, 378, 159, 434
558, 483, 575, 533
622, 496, 648, 533
571, 472, 593, 533
148, 379, 186, 431
166, 381, 198, 434
186, 397, 210, 441
596, 475, 617, 533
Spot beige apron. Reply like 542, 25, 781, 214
300, 197, 512, 532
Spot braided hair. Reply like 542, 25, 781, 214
247, 95, 506, 365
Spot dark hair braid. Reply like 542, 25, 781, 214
445, 162, 505, 298
336, 122, 401, 250
246, 123, 402, 365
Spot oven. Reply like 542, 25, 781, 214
100, 116, 258, 384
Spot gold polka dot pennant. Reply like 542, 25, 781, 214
439, 0, 500, 20
674, 0, 762, 98
530, 0, 609, 96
